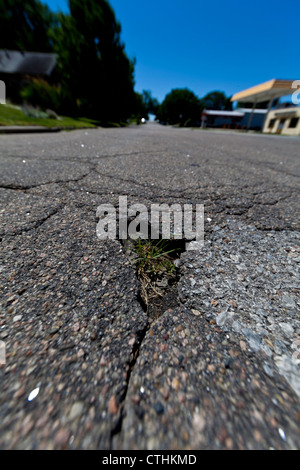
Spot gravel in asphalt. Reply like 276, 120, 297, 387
0, 124, 299, 449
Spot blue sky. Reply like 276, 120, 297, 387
42, 0, 300, 104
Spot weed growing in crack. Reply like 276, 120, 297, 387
127, 238, 182, 316
132, 238, 177, 275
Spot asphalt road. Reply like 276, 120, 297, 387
0, 123, 299, 449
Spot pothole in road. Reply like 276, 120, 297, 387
121, 237, 186, 322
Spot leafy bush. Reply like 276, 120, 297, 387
21, 78, 61, 112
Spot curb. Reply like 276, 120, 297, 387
0, 126, 61, 134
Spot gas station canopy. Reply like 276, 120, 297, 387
231, 79, 296, 104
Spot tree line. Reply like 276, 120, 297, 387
155, 89, 232, 127
0, 0, 139, 124
0, 0, 232, 126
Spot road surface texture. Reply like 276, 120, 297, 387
0, 124, 299, 450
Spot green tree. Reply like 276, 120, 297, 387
0, 0, 55, 52
52, 0, 136, 122
0, 0, 137, 123
157, 88, 203, 126
202, 91, 232, 110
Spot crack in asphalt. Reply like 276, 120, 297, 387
109, 315, 149, 448
109, 236, 187, 445
0, 204, 64, 238
0, 170, 93, 190
1, 128, 299, 449
0, 150, 168, 163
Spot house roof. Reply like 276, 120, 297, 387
0, 50, 57, 76
237, 108, 268, 114
202, 110, 244, 117
231, 79, 296, 104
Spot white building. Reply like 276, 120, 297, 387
201, 108, 268, 130
201, 110, 244, 129
231, 79, 300, 134
263, 106, 300, 136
